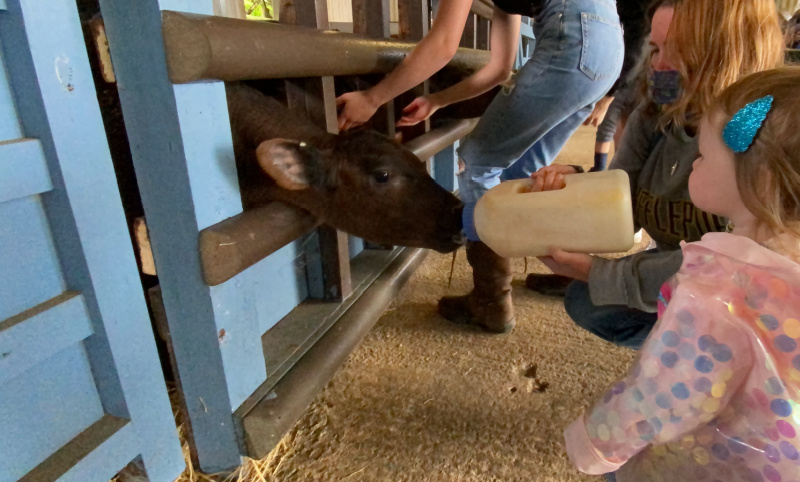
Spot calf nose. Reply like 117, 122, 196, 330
452, 232, 466, 246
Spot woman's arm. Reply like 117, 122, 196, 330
397, 7, 521, 126
336, 0, 472, 130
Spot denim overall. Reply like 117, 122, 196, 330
459, 0, 624, 237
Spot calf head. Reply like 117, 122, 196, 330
256, 129, 464, 253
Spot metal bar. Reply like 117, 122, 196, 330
242, 247, 428, 459
470, 0, 493, 20
161, 10, 490, 83
405, 118, 478, 161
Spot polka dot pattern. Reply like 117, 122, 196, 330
581, 261, 800, 482
771, 399, 793, 418
695, 356, 714, 373
775, 335, 797, 353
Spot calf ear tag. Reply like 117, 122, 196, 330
256, 139, 311, 190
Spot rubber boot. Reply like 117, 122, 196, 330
438, 241, 515, 334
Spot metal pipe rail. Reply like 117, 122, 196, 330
470, 0, 494, 20
405, 118, 479, 161
198, 119, 478, 286
162, 11, 490, 84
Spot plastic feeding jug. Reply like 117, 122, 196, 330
473, 170, 634, 258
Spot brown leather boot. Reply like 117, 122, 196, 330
438, 241, 515, 334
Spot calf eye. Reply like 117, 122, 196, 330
373, 170, 390, 183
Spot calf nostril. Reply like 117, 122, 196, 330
452, 233, 466, 245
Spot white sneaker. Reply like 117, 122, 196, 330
634, 229, 643, 244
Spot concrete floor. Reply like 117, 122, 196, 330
257, 126, 644, 481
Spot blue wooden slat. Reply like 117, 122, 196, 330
433, 142, 459, 192
174, 83, 243, 230
0, 291, 93, 385
0, 138, 52, 203
349, 235, 365, 259
1, 0, 184, 479
248, 241, 309, 335
0, 196, 67, 321
0, 47, 23, 141
520, 22, 534, 39
57, 418, 139, 482
0, 343, 105, 481
96, 0, 266, 471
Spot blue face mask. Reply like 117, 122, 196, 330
648, 69, 682, 105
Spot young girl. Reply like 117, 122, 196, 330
565, 67, 800, 481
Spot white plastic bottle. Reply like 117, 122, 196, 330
473, 170, 634, 258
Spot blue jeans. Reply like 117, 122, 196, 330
458, 0, 624, 206
564, 281, 657, 349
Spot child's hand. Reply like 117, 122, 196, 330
538, 248, 593, 282
527, 165, 579, 192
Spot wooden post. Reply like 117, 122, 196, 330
476, 16, 490, 50
281, 0, 352, 301
352, 0, 395, 138
396, 0, 430, 143
460, 12, 476, 49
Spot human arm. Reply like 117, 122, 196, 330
336, 0, 472, 130
565, 275, 753, 474
583, 95, 615, 128
396, 7, 520, 126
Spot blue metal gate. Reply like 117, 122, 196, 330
0, 1, 183, 480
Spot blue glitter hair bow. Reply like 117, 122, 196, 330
722, 95, 774, 153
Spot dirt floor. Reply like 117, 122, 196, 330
248, 126, 646, 481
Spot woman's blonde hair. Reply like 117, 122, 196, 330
709, 67, 800, 237
658, 0, 785, 130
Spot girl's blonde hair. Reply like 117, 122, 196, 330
710, 67, 800, 237
658, 0, 785, 129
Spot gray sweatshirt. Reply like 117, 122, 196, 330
588, 105, 727, 312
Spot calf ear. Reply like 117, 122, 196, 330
256, 139, 317, 191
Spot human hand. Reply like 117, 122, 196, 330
397, 96, 440, 127
537, 248, 593, 282
336, 90, 380, 131
527, 164, 579, 192
582, 96, 614, 127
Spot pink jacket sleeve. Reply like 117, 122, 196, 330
564, 276, 754, 474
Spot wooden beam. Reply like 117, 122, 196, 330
161, 11, 490, 83
396, 0, 430, 143
282, 0, 352, 302
198, 203, 320, 286
352, 0, 390, 39
476, 16, 490, 50
352, 0, 395, 138
460, 12, 476, 49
